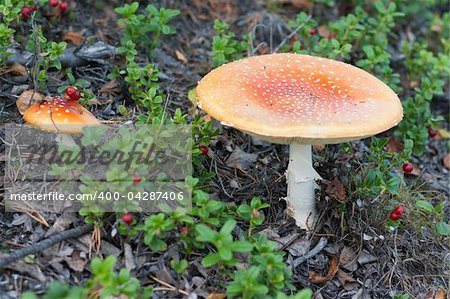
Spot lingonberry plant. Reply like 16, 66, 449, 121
115, 2, 179, 54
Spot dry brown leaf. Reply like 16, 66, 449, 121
442, 154, 450, 171
207, 294, 227, 299
435, 288, 445, 299
308, 256, 339, 284
437, 128, 450, 139
410, 163, 421, 176
336, 269, 358, 291
45, 213, 77, 237
325, 177, 346, 202
5, 261, 47, 282
16, 90, 44, 115
288, 239, 310, 257
99, 79, 121, 94
384, 138, 404, 153
357, 251, 377, 265
313, 144, 326, 152
66, 250, 87, 272
339, 246, 358, 271
5, 63, 28, 76
317, 25, 331, 38
175, 50, 188, 63
124, 243, 136, 271
63, 31, 84, 45
276, 0, 313, 9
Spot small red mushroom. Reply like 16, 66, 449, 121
23, 96, 101, 134
402, 162, 414, 174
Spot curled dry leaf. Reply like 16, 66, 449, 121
226, 147, 258, 170
425, 288, 446, 299
313, 144, 326, 152
124, 243, 136, 271
325, 177, 346, 202
66, 250, 87, 272
5, 63, 28, 76
175, 49, 188, 63
409, 163, 421, 176
16, 90, 44, 115
206, 294, 227, 299
308, 256, 339, 284
276, 0, 313, 9
63, 31, 84, 45
384, 138, 404, 153
437, 128, 450, 139
99, 79, 121, 94
336, 269, 358, 291
339, 246, 358, 271
443, 153, 450, 170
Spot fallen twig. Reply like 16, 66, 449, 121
0, 223, 93, 269
273, 15, 312, 53
5, 42, 116, 68
292, 237, 328, 268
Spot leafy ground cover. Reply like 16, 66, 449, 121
0, 0, 449, 298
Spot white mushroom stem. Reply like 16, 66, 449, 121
55, 133, 77, 147
286, 144, 322, 229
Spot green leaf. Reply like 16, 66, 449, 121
195, 224, 217, 242
415, 200, 434, 213
436, 222, 450, 236
231, 240, 253, 252
202, 253, 220, 267
218, 246, 232, 260
220, 219, 236, 235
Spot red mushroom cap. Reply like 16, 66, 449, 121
23, 96, 101, 134
196, 54, 403, 144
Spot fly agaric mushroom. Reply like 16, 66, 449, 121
196, 53, 403, 229
23, 96, 101, 143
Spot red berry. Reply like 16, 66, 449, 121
327, 33, 336, 40
393, 205, 404, 215
178, 227, 189, 235
21, 6, 32, 21
309, 28, 316, 35
65, 86, 81, 101
132, 173, 141, 185
49, 0, 59, 7
31, 5, 38, 11
122, 213, 133, 225
60, 2, 68, 13
199, 145, 209, 155
390, 211, 401, 221
428, 127, 438, 138
402, 162, 414, 174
